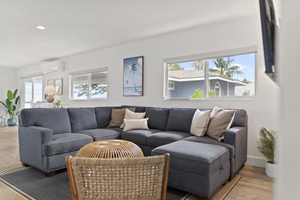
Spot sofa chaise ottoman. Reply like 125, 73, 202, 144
152, 140, 230, 197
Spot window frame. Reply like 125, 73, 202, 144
23, 75, 44, 107
69, 67, 108, 101
163, 46, 257, 100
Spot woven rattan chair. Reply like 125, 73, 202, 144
66, 154, 170, 200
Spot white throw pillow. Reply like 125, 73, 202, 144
190, 109, 211, 136
120, 108, 146, 128
123, 118, 149, 131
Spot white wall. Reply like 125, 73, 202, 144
0, 67, 17, 101
276, 1, 300, 199
17, 15, 280, 167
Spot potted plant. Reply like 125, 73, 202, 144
53, 99, 63, 108
0, 89, 20, 126
257, 127, 278, 178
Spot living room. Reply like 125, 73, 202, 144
0, 1, 298, 199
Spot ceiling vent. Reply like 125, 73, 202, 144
41, 61, 64, 74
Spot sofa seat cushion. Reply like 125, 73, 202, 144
152, 140, 229, 176
42, 133, 93, 156
121, 129, 160, 146
147, 131, 191, 147
183, 136, 235, 159
78, 128, 122, 141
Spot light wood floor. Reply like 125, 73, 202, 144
0, 126, 273, 199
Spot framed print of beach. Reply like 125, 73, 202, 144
123, 56, 144, 96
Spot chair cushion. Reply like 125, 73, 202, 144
166, 108, 196, 132
78, 128, 121, 141
42, 133, 93, 156
147, 131, 191, 147
145, 107, 169, 131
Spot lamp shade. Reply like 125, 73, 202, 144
44, 85, 56, 94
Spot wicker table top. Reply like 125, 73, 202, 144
76, 139, 144, 158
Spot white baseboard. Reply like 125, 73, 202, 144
246, 156, 266, 168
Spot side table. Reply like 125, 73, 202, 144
76, 139, 144, 158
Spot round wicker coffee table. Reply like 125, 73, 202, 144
76, 139, 144, 158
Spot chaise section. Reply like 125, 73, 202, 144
147, 131, 191, 147
152, 140, 230, 197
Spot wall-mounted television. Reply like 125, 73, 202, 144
259, 0, 278, 84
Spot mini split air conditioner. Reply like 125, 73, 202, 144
41, 61, 64, 74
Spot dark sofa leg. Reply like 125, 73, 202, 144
45, 171, 56, 177
21, 162, 30, 167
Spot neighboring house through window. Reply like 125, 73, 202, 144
69, 67, 107, 100
164, 46, 257, 99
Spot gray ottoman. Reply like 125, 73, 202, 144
151, 140, 230, 197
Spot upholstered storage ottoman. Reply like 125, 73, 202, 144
151, 140, 230, 197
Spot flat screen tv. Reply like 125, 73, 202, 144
259, 0, 278, 84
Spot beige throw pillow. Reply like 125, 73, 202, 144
120, 109, 146, 128
190, 109, 211, 136
207, 106, 235, 140
108, 108, 135, 127
123, 118, 149, 131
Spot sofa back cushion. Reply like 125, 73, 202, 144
166, 108, 196, 132
231, 109, 247, 127
95, 106, 121, 128
121, 105, 146, 112
19, 108, 71, 134
145, 107, 169, 130
68, 108, 98, 132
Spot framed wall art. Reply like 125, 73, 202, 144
123, 56, 144, 96
55, 78, 63, 95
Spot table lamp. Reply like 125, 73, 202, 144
44, 85, 56, 103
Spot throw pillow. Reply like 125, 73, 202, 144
207, 106, 235, 140
123, 118, 149, 131
108, 108, 135, 127
190, 109, 211, 136
120, 108, 146, 128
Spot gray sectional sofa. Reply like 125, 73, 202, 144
18, 105, 247, 198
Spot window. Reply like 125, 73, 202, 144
24, 76, 43, 108
164, 47, 256, 100
168, 81, 175, 90
69, 68, 107, 100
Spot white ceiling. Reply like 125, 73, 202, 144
0, 0, 258, 69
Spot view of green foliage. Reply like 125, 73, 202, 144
209, 57, 243, 78
192, 60, 205, 71
74, 84, 107, 97
190, 89, 204, 99
208, 90, 217, 97
168, 63, 184, 71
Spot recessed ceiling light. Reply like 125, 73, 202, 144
36, 26, 46, 30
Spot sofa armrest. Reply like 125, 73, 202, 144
223, 126, 247, 174
18, 126, 54, 169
